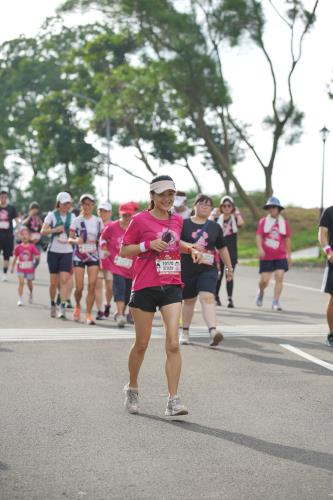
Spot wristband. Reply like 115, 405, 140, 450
323, 245, 332, 255
139, 241, 150, 253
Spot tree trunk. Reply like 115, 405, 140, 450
64, 163, 71, 188
264, 166, 273, 198
195, 113, 260, 218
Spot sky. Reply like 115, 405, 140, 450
1, 0, 333, 208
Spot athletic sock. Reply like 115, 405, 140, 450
51, 300, 56, 306
3, 268, 7, 274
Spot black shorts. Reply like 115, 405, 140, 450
129, 285, 182, 313
73, 260, 100, 269
321, 262, 333, 295
259, 258, 288, 273
47, 251, 73, 274
182, 268, 218, 299
0, 233, 14, 260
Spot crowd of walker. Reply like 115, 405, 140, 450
0, 177, 333, 416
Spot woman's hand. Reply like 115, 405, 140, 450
191, 248, 202, 263
53, 225, 65, 234
259, 248, 265, 259
150, 239, 168, 252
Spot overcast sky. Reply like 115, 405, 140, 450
1, 0, 333, 208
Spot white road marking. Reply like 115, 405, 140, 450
280, 344, 333, 372
283, 281, 321, 293
0, 324, 327, 342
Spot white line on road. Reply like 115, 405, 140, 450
0, 324, 327, 342
282, 282, 321, 293
280, 344, 333, 372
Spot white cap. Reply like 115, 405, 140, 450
80, 193, 95, 203
56, 192, 72, 204
220, 195, 234, 205
150, 179, 176, 194
98, 201, 112, 211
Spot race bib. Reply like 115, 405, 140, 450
79, 242, 96, 253
20, 261, 33, 270
265, 237, 280, 250
156, 259, 181, 275
0, 221, 10, 229
201, 252, 214, 266
30, 232, 41, 241
114, 255, 133, 269
58, 232, 68, 243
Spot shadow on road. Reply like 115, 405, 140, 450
137, 414, 333, 473
189, 341, 333, 377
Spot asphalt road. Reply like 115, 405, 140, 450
0, 256, 332, 500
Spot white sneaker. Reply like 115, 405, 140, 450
256, 290, 264, 307
17, 298, 23, 307
123, 384, 139, 414
2, 274, 8, 282
117, 314, 126, 328
165, 395, 188, 417
179, 330, 190, 345
28, 294, 33, 304
209, 328, 224, 347
272, 300, 282, 311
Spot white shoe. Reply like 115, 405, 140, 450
256, 290, 264, 307
165, 395, 188, 417
123, 384, 139, 414
17, 299, 23, 307
2, 274, 8, 282
179, 330, 190, 345
117, 314, 126, 328
28, 294, 33, 304
272, 300, 282, 311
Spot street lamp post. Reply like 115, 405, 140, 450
319, 126, 330, 218
64, 90, 112, 201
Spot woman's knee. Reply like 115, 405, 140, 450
199, 292, 215, 304
134, 339, 149, 354
166, 339, 180, 355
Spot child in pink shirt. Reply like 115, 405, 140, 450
11, 227, 40, 306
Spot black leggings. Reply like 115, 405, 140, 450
215, 259, 236, 299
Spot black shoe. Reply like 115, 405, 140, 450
325, 333, 333, 347
104, 304, 111, 318
56, 294, 61, 306
215, 297, 222, 306
96, 310, 104, 320
227, 298, 234, 308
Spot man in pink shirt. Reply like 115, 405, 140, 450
100, 201, 138, 327
255, 197, 292, 311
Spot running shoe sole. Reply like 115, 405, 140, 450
165, 409, 189, 417
210, 332, 224, 347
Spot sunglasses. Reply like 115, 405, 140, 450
222, 203, 232, 208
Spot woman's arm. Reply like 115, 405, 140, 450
256, 234, 265, 259
235, 209, 245, 228
41, 222, 64, 236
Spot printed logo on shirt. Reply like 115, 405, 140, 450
191, 230, 209, 249
0, 209, 10, 229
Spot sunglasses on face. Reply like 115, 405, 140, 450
222, 204, 232, 208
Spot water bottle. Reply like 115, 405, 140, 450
79, 221, 88, 242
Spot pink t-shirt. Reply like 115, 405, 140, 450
122, 211, 184, 291
100, 220, 133, 279
14, 243, 40, 274
256, 217, 291, 260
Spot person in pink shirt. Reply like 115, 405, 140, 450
95, 201, 113, 321
99, 201, 138, 327
10, 227, 40, 306
120, 175, 200, 417
255, 197, 292, 311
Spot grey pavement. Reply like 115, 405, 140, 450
1, 255, 332, 500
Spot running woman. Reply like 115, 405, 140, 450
22, 202, 43, 268
10, 227, 40, 306
255, 197, 291, 311
100, 201, 138, 327
69, 194, 102, 325
95, 201, 113, 320
0, 190, 19, 282
41, 192, 75, 319
210, 195, 244, 307
318, 205, 333, 346
179, 194, 233, 346
120, 175, 200, 416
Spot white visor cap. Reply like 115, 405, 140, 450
150, 179, 176, 194
98, 201, 112, 211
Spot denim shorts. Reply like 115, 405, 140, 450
17, 272, 35, 280
112, 274, 132, 304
